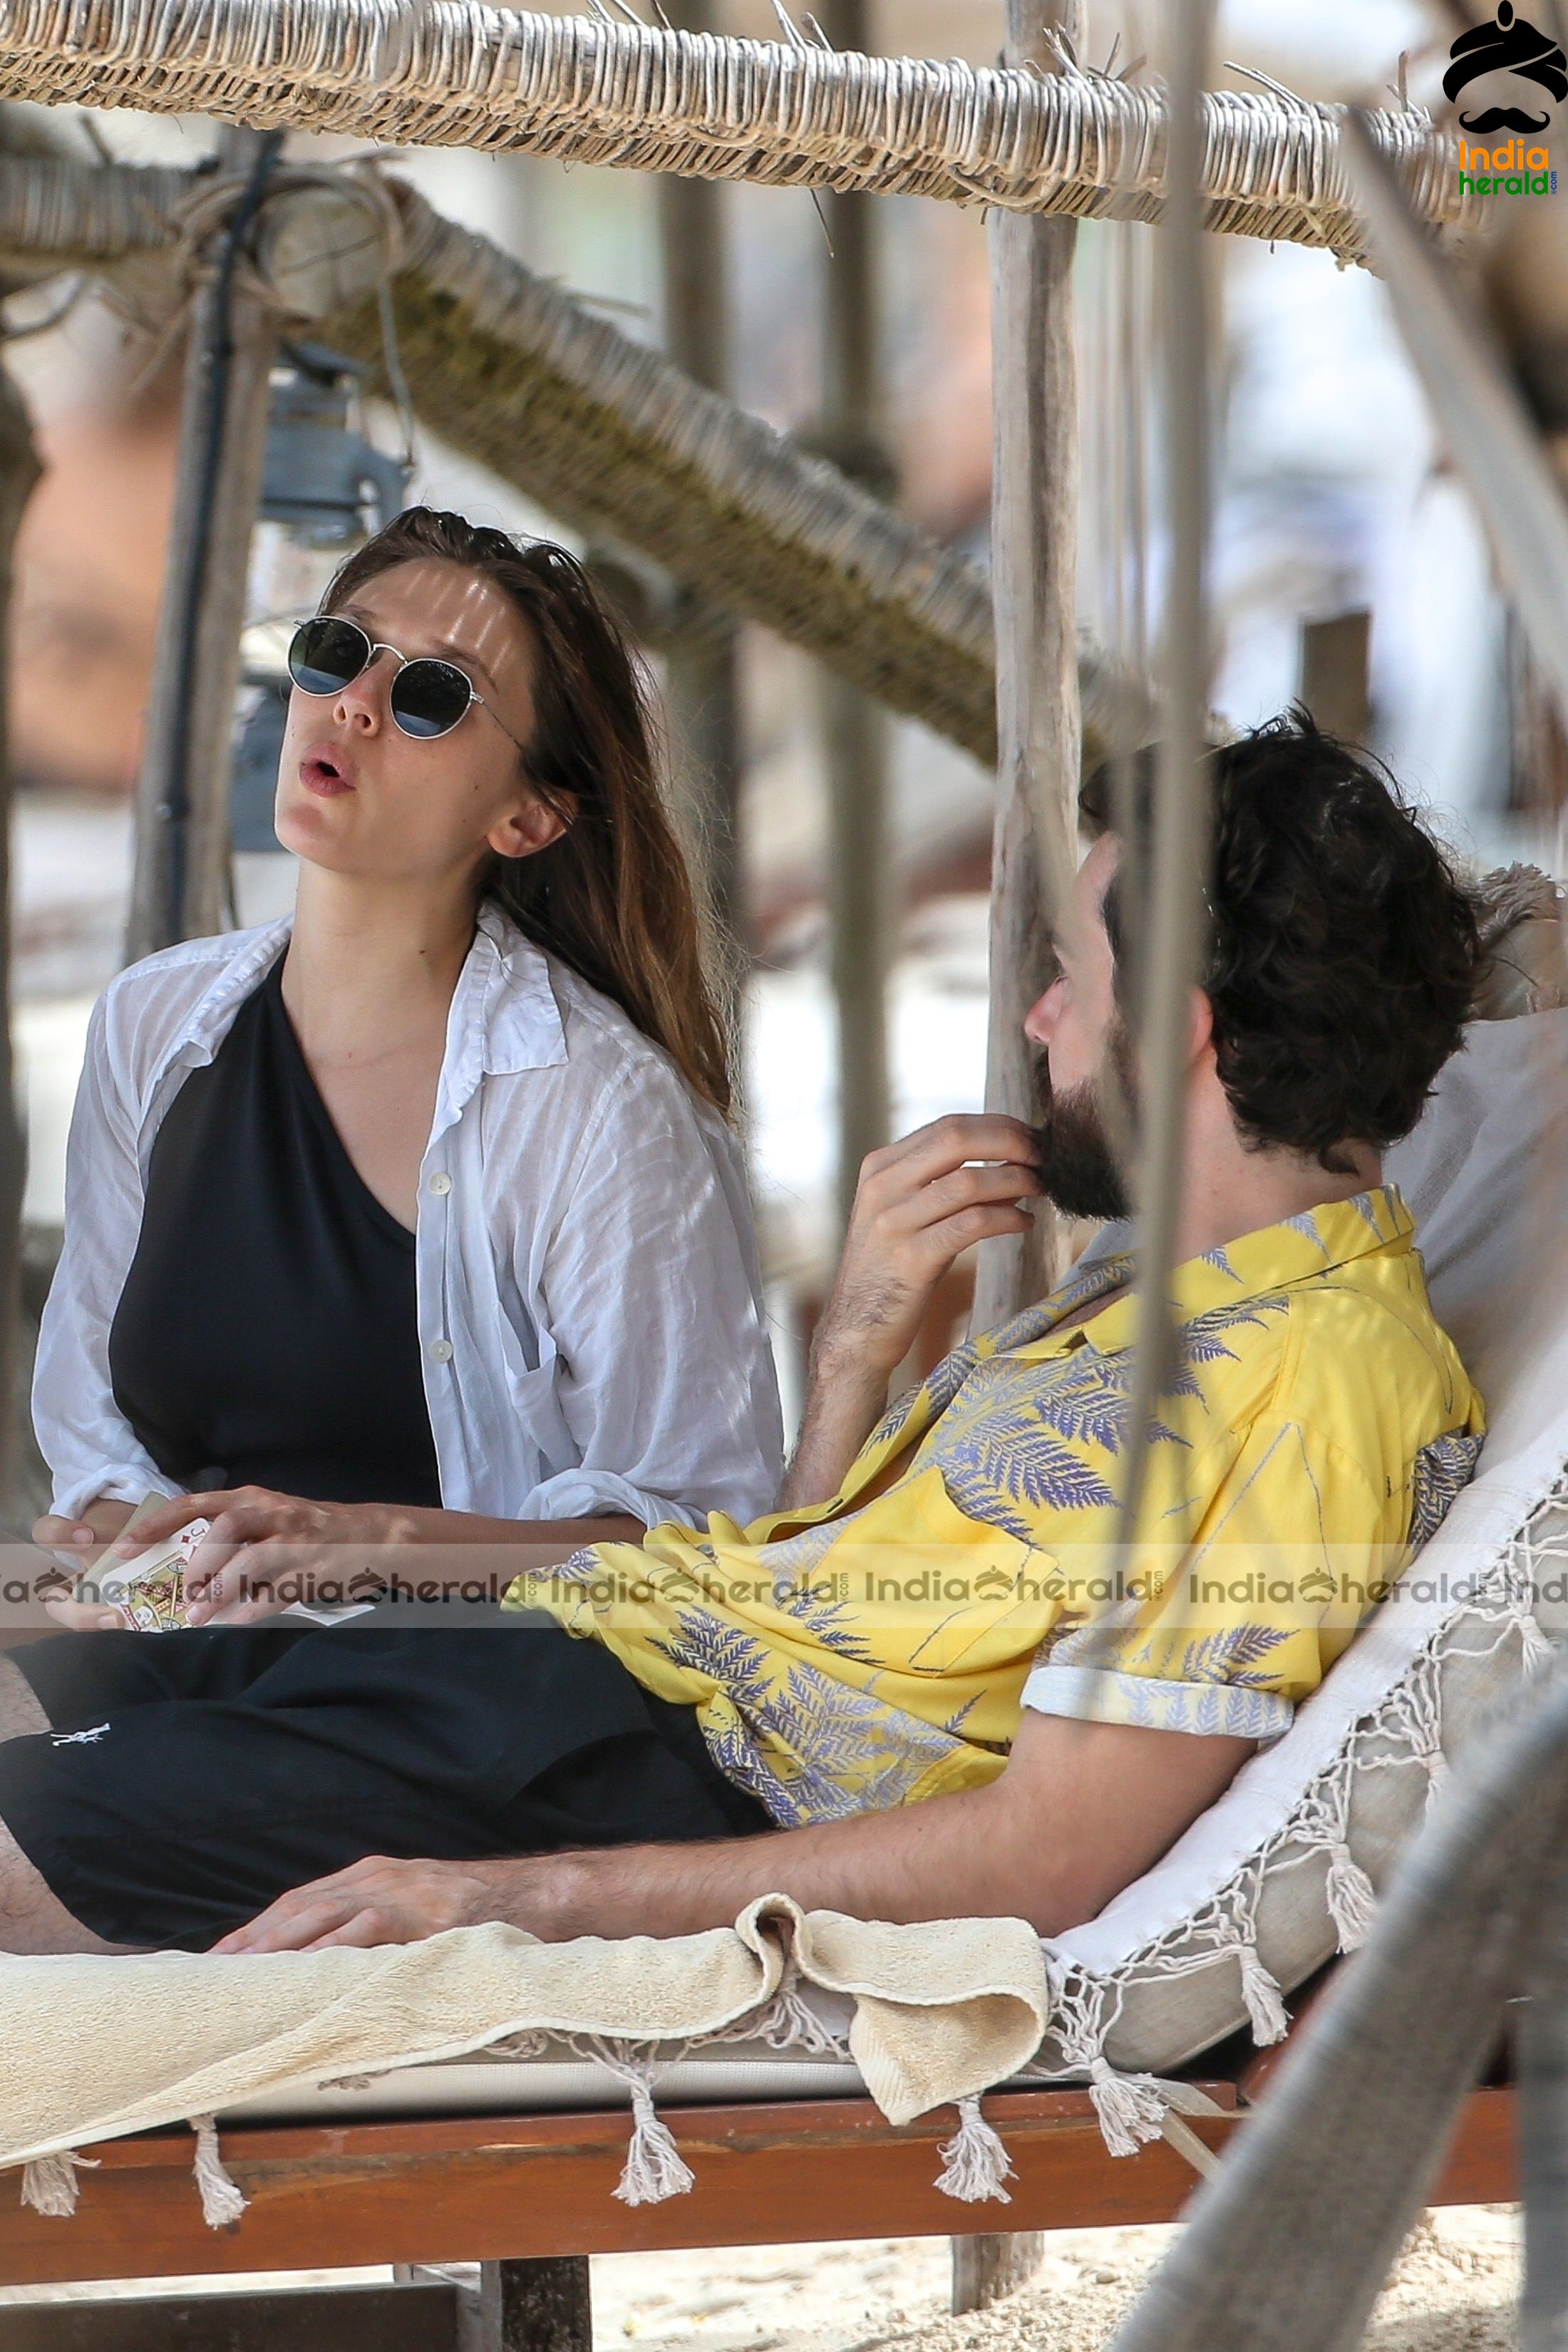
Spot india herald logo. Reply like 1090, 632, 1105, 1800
1444, 1, 1568, 133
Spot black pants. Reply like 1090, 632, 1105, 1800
0, 1606, 767, 1950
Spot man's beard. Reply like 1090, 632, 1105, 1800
1031, 1024, 1136, 1222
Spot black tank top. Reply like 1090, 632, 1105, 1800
108, 953, 443, 1507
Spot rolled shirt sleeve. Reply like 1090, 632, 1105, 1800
1022, 1412, 1405, 1744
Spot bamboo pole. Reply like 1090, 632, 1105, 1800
817, 0, 893, 1242
658, 0, 745, 967
951, 2226, 1049, 2318
1520, 1866, 1568, 2352
1342, 110, 1568, 733
125, 129, 283, 960
1298, 610, 1371, 747
956, 0, 1082, 2310
0, 361, 39, 1525
1112, 0, 1216, 1553
969, 0, 1083, 1338
1105, 1671, 1568, 2352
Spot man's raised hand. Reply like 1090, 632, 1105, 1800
778, 1115, 1042, 1512
817, 1115, 1043, 1378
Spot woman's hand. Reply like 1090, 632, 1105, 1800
32, 1498, 140, 1629
213, 1855, 520, 1951
94, 1487, 413, 1627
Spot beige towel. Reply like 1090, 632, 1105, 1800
0, 1897, 1049, 2212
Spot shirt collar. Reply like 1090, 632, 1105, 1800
985, 1185, 1416, 1363
165, 904, 568, 1103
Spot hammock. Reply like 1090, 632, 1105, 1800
0, 4, 1476, 267
0, 150, 1147, 765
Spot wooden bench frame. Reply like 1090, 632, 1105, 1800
0, 2077, 1517, 2312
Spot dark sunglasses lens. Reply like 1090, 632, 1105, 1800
390, 659, 473, 740
288, 618, 370, 697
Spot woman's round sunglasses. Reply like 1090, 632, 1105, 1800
287, 616, 525, 748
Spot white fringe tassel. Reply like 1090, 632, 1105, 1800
934, 2095, 1014, 2204
189, 2115, 247, 2228
1325, 1841, 1378, 1951
1087, 2056, 1169, 2157
614, 2078, 695, 2207
756, 1981, 845, 2056
1236, 1940, 1289, 2045
1518, 1611, 1553, 1673
19, 2149, 97, 2218
1423, 1747, 1451, 1818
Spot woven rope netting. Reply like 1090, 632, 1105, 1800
0, 3, 1475, 266
0, 152, 1148, 762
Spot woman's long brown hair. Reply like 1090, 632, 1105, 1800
321, 507, 733, 1117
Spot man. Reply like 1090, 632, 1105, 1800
0, 718, 1484, 1954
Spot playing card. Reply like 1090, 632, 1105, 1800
95, 1518, 211, 1633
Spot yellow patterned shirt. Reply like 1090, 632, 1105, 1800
505, 1188, 1483, 1827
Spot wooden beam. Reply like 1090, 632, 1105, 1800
0, 358, 39, 1522
0, 2087, 1241, 2293
951, 2231, 1048, 2314
1298, 611, 1371, 747
1341, 108, 1568, 736
1111, 0, 1217, 1543
817, 0, 894, 1239
658, 0, 746, 968
464, 2255, 591, 2352
125, 130, 282, 961
969, 0, 1083, 1338
1104, 1674, 1568, 2352
0, 2279, 460, 2351
0, 2077, 1522, 2302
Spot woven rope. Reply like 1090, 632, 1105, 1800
0, 4, 1477, 266
0, 151, 1146, 764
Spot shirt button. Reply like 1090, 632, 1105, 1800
429, 1339, 454, 1365
428, 1172, 452, 1197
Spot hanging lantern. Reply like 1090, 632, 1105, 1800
231, 344, 411, 855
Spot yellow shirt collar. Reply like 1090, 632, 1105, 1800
1009, 1185, 1416, 1364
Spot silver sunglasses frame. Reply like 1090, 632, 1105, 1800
287, 617, 527, 752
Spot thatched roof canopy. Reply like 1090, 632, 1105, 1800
0, 4, 1475, 266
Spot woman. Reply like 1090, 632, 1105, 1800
0, 510, 793, 1952
36, 505, 781, 1594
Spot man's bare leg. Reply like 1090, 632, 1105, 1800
0, 1659, 140, 1949
0, 1817, 137, 1952
0, 1654, 47, 1740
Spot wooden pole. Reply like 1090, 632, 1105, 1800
1105, 1676, 1568, 2352
463, 2255, 592, 2352
958, 0, 1083, 2294
0, 361, 39, 1526
817, 0, 894, 1241
951, 2229, 1049, 2316
968, 0, 1084, 1338
1299, 610, 1371, 748
1519, 1875, 1568, 2352
658, 0, 745, 969
126, 128, 283, 962
1112, 0, 1217, 1552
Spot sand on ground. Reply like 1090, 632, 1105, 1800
0, 2204, 1524, 2348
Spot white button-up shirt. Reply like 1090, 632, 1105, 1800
35, 907, 785, 1530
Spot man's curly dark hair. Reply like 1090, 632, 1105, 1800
1080, 716, 1482, 1173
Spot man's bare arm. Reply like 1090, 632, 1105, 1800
215, 1711, 1255, 1953
780, 1115, 1043, 1511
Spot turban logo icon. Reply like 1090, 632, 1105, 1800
1444, 1, 1568, 133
